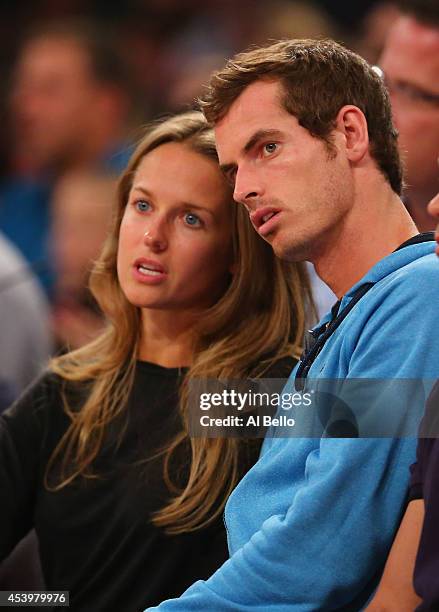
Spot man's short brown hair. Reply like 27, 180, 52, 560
200, 39, 403, 195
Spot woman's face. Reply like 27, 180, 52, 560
117, 141, 234, 314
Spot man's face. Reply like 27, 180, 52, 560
10, 36, 103, 171
214, 79, 354, 263
380, 16, 439, 199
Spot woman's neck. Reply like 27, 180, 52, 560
138, 309, 198, 368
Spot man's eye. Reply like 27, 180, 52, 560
184, 213, 202, 227
388, 79, 439, 107
263, 143, 277, 156
135, 200, 151, 212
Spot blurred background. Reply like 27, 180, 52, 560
2, 0, 433, 397
0, 0, 404, 401
0, 0, 420, 379
0, 0, 400, 295
2, 0, 438, 592
0, 0, 399, 187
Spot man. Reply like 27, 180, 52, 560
148, 40, 439, 610
0, 20, 131, 294
379, 1, 439, 231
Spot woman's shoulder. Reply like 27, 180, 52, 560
0, 372, 62, 455
2, 369, 87, 430
5, 370, 60, 411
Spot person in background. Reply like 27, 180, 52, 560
50, 170, 116, 350
0, 19, 132, 295
0, 231, 50, 409
0, 231, 50, 591
379, 0, 439, 231
366, 176, 439, 611
0, 111, 309, 611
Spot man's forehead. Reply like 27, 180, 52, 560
218, 79, 284, 124
19, 36, 92, 76
380, 18, 439, 97
383, 17, 439, 61
214, 80, 288, 159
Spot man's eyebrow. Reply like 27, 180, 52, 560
219, 129, 283, 176
243, 129, 282, 153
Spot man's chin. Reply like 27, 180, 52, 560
272, 238, 311, 263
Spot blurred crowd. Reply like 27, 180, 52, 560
1, 0, 438, 394
0, 0, 438, 597
0, 0, 436, 387
0, 0, 410, 368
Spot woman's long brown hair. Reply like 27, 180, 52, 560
47, 111, 311, 533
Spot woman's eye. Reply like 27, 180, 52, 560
184, 213, 202, 227
226, 168, 237, 188
263, 143, 277, 156
135, 200, 151, 213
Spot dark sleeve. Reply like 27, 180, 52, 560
408, 454, 423, 502
408, 381, 439, 502
0, 373, 57, 560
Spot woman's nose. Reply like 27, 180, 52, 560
143, 223, 167, 252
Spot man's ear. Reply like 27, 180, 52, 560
334, 105, 369, 163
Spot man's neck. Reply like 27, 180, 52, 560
313, 189, 419, 299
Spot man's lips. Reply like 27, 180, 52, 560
249, 207, 281, 236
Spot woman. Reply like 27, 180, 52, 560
0, 112, 309, 611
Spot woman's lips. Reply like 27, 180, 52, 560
132, 258, 167, 284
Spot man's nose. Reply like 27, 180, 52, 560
233, 167, 263, 207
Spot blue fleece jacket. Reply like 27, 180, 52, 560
149, 241, 439, 611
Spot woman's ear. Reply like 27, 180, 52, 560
334, 105, 369, 163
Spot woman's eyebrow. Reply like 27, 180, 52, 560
129, 185, 153, 197
180, 202, 215, 218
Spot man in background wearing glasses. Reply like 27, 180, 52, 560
379, 0, 439, 232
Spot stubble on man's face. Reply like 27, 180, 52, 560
214, 79, 354, 266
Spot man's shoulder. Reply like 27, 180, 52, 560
397, 250, 438, 275
369, 250, 439, 300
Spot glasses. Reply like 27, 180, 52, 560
373, 65, 439, 109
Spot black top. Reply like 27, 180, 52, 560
0, 357, 296, 611
408, 381, 439, 611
